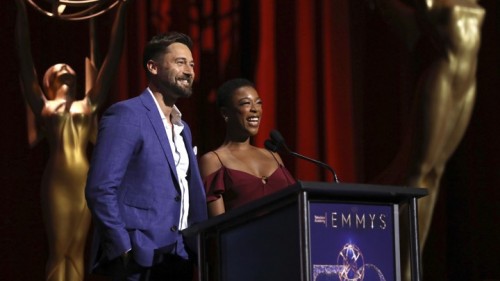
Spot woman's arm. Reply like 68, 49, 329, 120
199, 152, 226, 217
207, 198, 225, 217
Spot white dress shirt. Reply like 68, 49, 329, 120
149, 89, 190, 231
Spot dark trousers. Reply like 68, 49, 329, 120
111, 254, 194, 281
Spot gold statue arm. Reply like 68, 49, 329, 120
16, 0, 47, 146
15, 0, 46, 117
374, 0, 420, 49
85, 19, 98, 96
86, 0, 131, 109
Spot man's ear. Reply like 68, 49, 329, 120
146, 60, 157, 75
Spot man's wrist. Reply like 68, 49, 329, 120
120, 249, 132, 266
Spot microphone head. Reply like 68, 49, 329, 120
270, 129, 285, 144
264, 139, 279, 152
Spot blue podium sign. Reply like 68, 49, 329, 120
309, 202, 398, 281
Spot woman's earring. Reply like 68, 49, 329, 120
224, 116, 228, 122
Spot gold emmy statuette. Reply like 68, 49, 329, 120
15, 1, 129, 280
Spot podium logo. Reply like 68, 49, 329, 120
314, 212, 387, 230
313, 243, 386, 281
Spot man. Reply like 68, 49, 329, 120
85, 32, 207, 281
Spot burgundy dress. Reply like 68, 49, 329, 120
204, 151, 296, 211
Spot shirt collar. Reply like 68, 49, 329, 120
148, 87, 183, 126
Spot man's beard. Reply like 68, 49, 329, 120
166, 78, 193, 98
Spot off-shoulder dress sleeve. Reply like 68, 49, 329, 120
203, 167, 226, 203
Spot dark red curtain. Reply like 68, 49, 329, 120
253, 0, 356, 182
104, 0, 357, 182
1, 0, 499, 280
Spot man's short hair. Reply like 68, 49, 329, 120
142, 32, 193, 78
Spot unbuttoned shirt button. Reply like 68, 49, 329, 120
175, 195, 181, 202
170, 225, 178, 232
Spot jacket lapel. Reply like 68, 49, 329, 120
139, 91, 180, 184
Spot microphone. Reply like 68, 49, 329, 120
266, 130, 340, 183
264, 139, 279, 152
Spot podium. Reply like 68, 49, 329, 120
183, 181, 427, 281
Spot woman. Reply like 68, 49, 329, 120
15, 0, 130, 280
199, 78, 296, 217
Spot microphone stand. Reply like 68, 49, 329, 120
265, 130, 340, 183
288, 151, 340, 183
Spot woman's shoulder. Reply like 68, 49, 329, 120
199, 150, 224, 177
199, 150, 219, 163
202, 147, 235, 161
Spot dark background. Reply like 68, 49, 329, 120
1, 0, 498, 280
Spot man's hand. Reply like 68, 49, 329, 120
121, 250, 132, 267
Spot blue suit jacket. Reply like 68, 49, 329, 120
85, 90, 207, 272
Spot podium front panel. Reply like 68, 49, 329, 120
218, 201, 301, 281
308, 201, 400, 281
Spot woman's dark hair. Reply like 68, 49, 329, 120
216, 78, 255, 108
142, 32, 193, 78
